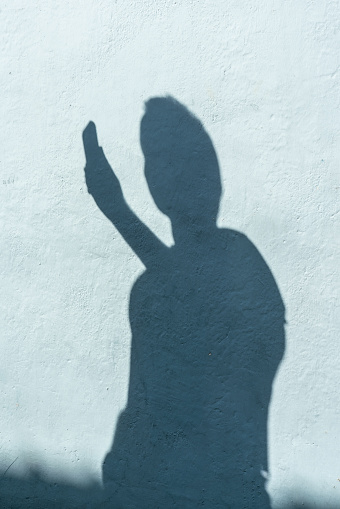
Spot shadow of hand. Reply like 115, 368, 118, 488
83, 121, 123, 214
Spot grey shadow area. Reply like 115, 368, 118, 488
285, 496, 340, 509
82, 96, 286, 509
0, 475, 103, 508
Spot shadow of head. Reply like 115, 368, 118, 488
140, 96, 222, 226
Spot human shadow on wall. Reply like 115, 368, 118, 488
83, 96, 285, 508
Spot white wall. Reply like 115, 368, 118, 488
1, 1, 339, 507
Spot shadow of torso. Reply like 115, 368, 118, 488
103, 227, 285, 508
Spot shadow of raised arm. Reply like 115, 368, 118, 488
83, 121, 167, 268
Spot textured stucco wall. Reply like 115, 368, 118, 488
1, 1, 339, 507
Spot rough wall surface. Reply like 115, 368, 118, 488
0, 1, 339, 507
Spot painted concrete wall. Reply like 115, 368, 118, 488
1, 1, 339, 507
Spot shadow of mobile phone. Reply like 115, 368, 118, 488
83, 121, 100, 162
